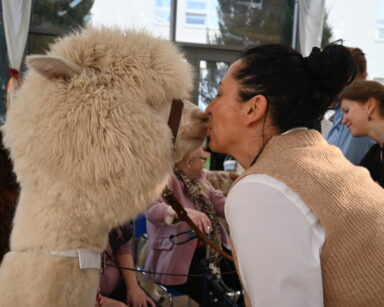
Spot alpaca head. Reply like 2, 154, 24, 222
2, 27, 208, 229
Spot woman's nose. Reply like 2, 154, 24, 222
205, 102, 211, 114
341, 116, 348, 125
205, 99, 216, 115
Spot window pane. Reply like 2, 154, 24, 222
90, 0, 170, 40
378, 28, 384, 40
69, 0, 83, 9
379, 0, 384, 23
187, 0, 207, 10
186, 14, 206, 25
156, 0, 171, 8
30, 0, 94, 34
177, 0, 293, 47
198, 60, 229, 110
155, 9, 171, 24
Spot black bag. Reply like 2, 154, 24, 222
201, 259, 244, 307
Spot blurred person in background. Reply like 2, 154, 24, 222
341, 80, 384, 187
145, 145, 242, 306
326, 47, 375, 164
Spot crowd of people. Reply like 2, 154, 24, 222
205, 43, 384, 306
1, 43, 384, 307
98, 42, 384, 306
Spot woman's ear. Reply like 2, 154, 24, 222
243, 95, 268, 126
176, 158, 190, 173
184, 159, 191, 170
367, 97, 378, 115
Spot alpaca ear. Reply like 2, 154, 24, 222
26, 55, 81, 80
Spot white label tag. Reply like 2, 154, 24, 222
77, 248, 101, 270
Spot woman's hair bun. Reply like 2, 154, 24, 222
304, 44, 357, 97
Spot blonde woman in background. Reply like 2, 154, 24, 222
145, 145, 242, 305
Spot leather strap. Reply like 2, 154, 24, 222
167, 99, 184, 145
162, 186, 234, 262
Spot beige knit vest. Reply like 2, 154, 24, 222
236, 129, 384, 306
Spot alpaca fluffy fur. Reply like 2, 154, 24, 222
0, 27, 207, 307
205, 170, 239, 196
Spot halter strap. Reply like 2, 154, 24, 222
167, 99, 184, 144
13, 248, 102, 270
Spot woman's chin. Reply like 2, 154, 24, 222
208, 139, 218, 152
208, 141, 227, 155
349, 128, 364, 138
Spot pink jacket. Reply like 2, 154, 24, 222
144, 170, 230, 285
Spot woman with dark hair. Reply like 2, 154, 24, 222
205, 44, 384, 306
340, 80, 384, 187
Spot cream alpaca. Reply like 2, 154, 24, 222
0, 27, 207, 307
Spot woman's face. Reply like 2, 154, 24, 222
205, 60, 245, 154
189, 148, 209, 178
341, 98, 369, 137
178, 147, 209, 179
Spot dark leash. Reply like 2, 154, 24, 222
103, 250, 236, 277
165, 98, 234, 262
161, 186, 234, 262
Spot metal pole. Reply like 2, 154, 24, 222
170, 0, 177, 42
291, 0, 299, 49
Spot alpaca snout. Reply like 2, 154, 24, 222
191, 109, 209, 136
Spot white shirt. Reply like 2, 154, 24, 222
226, 174, 325, 307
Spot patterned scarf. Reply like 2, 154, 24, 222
173, 167, 222, 268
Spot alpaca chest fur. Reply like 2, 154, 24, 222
0, 27, 208, 307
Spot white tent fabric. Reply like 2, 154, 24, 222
299, 0, 325, 56
2, 0, 32, 104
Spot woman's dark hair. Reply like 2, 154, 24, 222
340, 80, 384, 116
234, 43, 357, 132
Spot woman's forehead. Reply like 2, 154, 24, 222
227, 60, 242, 77
221, 60, 242, 87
